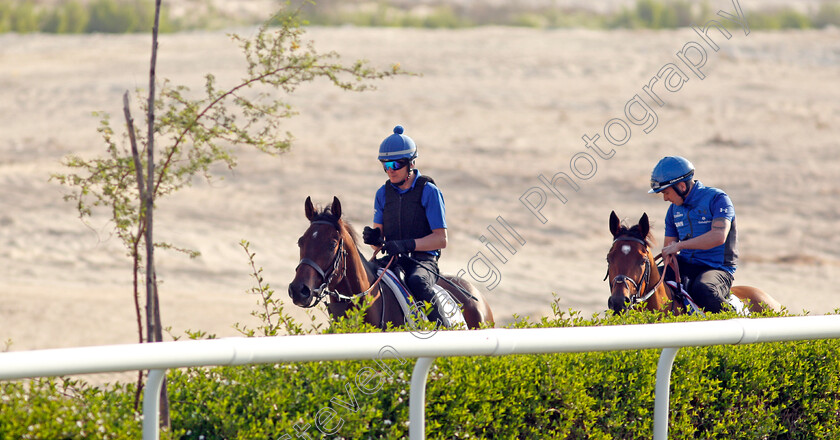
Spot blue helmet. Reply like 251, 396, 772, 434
378, 125, 417, 162
648, 156, 695, 194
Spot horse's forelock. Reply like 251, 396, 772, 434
311, 206, 359, 246
311, 204, 339, 226
617, 223, 656, 248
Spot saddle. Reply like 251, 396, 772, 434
375, 266, 467, 329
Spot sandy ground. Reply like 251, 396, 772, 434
1, 23, 839, 381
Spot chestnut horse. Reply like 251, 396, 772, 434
606, 211, 781, 315
288, 196, 494, 330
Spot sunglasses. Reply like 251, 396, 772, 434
382, 160, 409, 171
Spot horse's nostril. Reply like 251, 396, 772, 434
288, 283, 311, 299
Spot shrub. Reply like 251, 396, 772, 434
813, 1, 840, 28
40, 1, 89, 34
3, 307, 840, 439
0, 2, 11, 33
87, 0, 136, 33
9, 0, 39, 34
0, 0, 175, 34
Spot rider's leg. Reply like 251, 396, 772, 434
688, 268, 734, 313
402, 254, 442, 325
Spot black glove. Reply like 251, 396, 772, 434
362, 226, 384, 247
382, 239, 415, 256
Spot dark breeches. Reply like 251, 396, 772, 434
399, 254, 439, 303
662, 260, 734, 313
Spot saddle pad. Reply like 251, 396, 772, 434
431, 285, 467, 328
726, 294, 749, 316
378, 269, 426, 324
376, 269, 466, 328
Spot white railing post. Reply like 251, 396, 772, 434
143, 369, 167, 440
653, 347, 679, 440
409, 357, 436, 440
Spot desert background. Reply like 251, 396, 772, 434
1, 0, 838, 385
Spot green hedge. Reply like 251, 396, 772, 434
298, 0, 840, 30
0, 0, 175, 34
3, 0, 840, 33
2, 308, 839, 439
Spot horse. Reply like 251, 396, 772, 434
288, 196, 494, 330
605, 211, 782, 315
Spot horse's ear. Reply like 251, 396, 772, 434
305, 196, 315, 221
639, 213, 650, 239
331, 196, 342, 219
609, 211, 621, 237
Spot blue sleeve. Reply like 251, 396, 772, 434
373, 185, 386, 225
664, 205, 677, 238
710, 193, 735, 221
421, 183, 447, 230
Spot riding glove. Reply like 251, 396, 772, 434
382, 239, 415, 256
362, 226, 385, 247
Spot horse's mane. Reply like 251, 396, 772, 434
615, 221, 657, 248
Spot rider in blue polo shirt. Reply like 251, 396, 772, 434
362, 125, 447, 322
649, 156, 738, 313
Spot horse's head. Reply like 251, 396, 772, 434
606, 211, 654, 314
288, 196, 349, 308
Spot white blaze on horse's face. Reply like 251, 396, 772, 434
621, 245, 631, 255
311, 231, 318, 239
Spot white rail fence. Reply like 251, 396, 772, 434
2, 316, 840, 440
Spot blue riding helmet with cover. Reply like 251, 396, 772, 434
648, 156, 695, 194
378, 125, 417, 162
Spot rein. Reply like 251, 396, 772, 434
295, 220, 395, 307
333, 253, 395, 302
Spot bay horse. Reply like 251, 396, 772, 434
288, 196, 494, 330
606, 211, 781, 315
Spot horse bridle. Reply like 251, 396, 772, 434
295, 220, 348, 307
295, 220, 395, 310
605, 236, 657, 307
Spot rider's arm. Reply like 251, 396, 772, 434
662, 235, 679, 256
412, 179, 447, 252
663, 218, 730, 255
413, 228, 447, 252
665, 192, 734, 255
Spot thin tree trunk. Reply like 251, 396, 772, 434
146, 0, 169, 429
123, 91, 147, 410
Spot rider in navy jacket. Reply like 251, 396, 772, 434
649, 156, 738, 313
362, 125, 447, 323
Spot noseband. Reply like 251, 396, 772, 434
606, 236, 656, 307
295, 220, 347, 307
